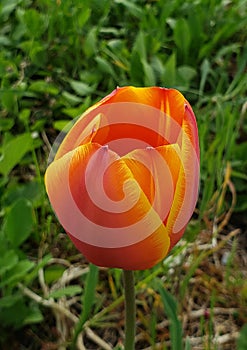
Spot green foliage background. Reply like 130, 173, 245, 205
0, 0, 246, 349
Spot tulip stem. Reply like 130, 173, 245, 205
123, 270, 136, 350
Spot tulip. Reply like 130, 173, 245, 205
45, 86, 199, 271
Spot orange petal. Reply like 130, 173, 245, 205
67, 223, 170, 270
183, 103, 200, 158
54, 112, 109, 160
102, 86, 185, 125
45, 142, 167, 249
123, 144, 182, 224
166, 125, 200, 249
54, 87, 188, 159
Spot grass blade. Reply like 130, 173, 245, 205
156, 280, 183, 350
72, 263, 99, 347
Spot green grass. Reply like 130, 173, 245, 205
0, 0, 247, 349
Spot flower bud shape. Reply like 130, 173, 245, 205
45, 86, 200, 270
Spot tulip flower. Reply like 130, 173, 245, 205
45, 86, 199, 271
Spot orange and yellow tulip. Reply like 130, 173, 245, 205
45, 86, 200, 270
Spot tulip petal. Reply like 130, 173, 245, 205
54, 87, 187, 159
102, 86, 186, 126
166, 107, 200, 249
183, 103, 200, 157
67, 223, 170, 270
123, 144, 182, 223
46, 142, 168, 249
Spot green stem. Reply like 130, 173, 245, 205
123, 270, 136, 350
88, 266, 162, 327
